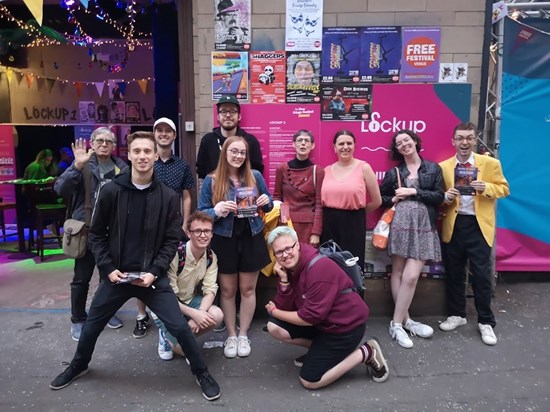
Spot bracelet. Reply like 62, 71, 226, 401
280, 280, 289, 286
269, 307, 277, 317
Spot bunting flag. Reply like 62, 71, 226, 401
46, 78, 56, 93
5, 69, 14, 83
15, 71, 24, 85
25, 73, 34, 88
95, 81, 105, 97
79, 0, 89, 9
23, 0, 43, 26
137, 79, 148, 95
116, 81, 127, 97
74, 82, 83, 97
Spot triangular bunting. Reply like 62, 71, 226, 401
46, 78, 56, 93
5, 69, 14, 83
95, 81, 105, 97
79, 0, 89, 9
137, 79, 148, 95
23, 0, 44, 26
25, 73, 34, 88
116, 81, 127, 97
74, 82, 83, 97
15, 71, 24, 85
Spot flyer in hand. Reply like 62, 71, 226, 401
454, 165, 478, 195
235, 186, 259, 218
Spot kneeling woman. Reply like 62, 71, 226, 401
265, 226, 389, 389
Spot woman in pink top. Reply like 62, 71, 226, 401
321, 130, 381, 272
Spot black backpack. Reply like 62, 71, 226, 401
306, 239, 366, 294
176, 240, 214, 276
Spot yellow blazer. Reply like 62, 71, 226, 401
439, 153, 510, 247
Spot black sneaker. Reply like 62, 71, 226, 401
294, 354, 307, 367
195, 370, 221, 401
365, 339, 389, 383
50, 364, 90, 390
133, 313, 150, 339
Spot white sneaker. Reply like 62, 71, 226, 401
224, 336, 238, 358
237, 336, 251, 357
158, 330, 173, 361
389, 321, 413, 349
478, 323, 497, 345
439, 316, 467, 331
404, 318, 434, 338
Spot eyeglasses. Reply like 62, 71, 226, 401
94, 138, 115, 146
229, 148, 247, 157
295, 138, 312, 144
273, 242, 297, 258
189, 228, 213, 237
395, 137, 413, 148
219, 109, 238, 116
453, 136, 476, 143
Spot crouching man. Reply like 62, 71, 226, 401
265, 226, 389, 389
154, 211, 224, 361
49, 132, 221, 401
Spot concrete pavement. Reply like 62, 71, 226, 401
0, 244, 549, 411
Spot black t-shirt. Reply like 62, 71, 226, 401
120, 186, 149, 272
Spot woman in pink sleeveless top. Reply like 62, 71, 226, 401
321, 130, 381, 272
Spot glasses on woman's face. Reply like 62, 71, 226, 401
94, 138, 115, 146
295, 137, 312, 145
395, 137, 413, 148
189, 228, 213, 237
273, 242, 297, 258
228, 148, 247, 157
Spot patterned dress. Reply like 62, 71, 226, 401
388, 177, 441, 261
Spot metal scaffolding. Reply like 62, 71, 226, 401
483, 1, 550, 157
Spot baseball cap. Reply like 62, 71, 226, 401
153, 117, 176, 132
216, 95, 240, 107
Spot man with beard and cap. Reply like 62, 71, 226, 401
132, 117, 196, 341
196, 96, 263, 180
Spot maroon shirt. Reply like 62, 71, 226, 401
273, 244, 369, 334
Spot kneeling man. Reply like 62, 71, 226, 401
265, 226, 389, 389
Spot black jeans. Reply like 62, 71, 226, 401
70, 248, 96, 324
443, 214, 495, 327
71, 276, 208, 375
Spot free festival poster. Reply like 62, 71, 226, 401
400, 26, 441, 82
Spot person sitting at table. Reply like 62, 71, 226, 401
23, 149, 58, 180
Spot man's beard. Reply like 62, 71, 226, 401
221, 123, 237, 132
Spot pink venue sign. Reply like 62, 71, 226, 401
0, 125, 17, 223
237, 83, 470, 191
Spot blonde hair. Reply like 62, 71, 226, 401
212, 136, 256, 204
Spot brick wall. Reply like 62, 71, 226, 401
193, 0, 486, 150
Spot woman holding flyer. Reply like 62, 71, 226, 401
379, 129, 444, 349
199, 136, 273, 359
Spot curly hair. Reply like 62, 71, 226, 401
389, 129, 422, 162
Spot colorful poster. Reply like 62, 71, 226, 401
320, 83, 372, 121
286, 51, 321, 103
250, 51, 286, 104
400, 27, 441, 83
78, 101, 96, 123
125, 101, 141, 123
214, 0, 251, 51
497, 17, 550, 271
321, 27, 361, 81
211, 51, 249, 100
0, 125, 17, 223
109, 100, 125, 123
285, 0, 323, 51
360, 26, 401, 83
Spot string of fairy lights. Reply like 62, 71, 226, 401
0, 1, 152, 50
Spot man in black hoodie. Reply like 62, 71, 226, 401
196, 95, 263, 179
50, 132, 221, 401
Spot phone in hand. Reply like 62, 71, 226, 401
117, 272, 144, 284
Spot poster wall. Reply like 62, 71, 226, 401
497, 17, 550, 271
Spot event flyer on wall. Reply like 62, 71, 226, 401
285, 0, 323, 51
320, 83, 372, 121
249, 51, 286, 104
321, 27, 361, 81
211, 51, 249, 100
286, 51, 321, 103
360, 26, 401, 83
214, 0, 251, 51
400, 27, 441, 82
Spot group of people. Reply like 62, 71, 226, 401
48, 94, 509, 402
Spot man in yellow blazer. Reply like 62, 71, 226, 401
439, 122, 510, 346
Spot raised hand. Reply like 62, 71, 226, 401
72, 138, 93, 170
